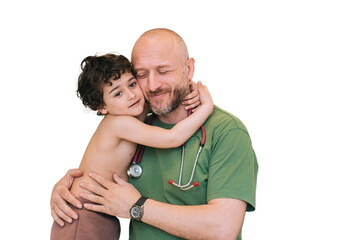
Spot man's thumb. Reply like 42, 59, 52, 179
113, 173, 125, 185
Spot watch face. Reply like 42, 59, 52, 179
131, 206, 141, 218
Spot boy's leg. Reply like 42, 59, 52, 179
51, 200, 120, 240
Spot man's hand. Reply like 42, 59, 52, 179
50, 169, 83, 227
79, 172, 141, 218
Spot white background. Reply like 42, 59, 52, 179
1, 0, 359, 239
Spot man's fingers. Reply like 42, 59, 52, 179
79, 192, 105, 205
84, 203, 107, 215
55, 196, 79, 220
51, 207, 65, 227
52, 204, 73, 224
67, 168, 84, 177
61, 189, 82, 209
113, 173, 126, 185
66, 169, 83, 189
88, 172, 111, 189
79, 182, 107, 197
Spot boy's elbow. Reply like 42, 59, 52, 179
167, 136, 185, 148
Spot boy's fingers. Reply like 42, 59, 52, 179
183, 90, 198, 101
189, 80, 198, 92
185, 101, 201, 110
183, 95, 200, 105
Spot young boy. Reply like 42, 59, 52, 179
50, 53, 213, 239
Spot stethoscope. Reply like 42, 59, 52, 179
127, 111, 206, 191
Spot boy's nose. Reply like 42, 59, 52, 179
128, 89, 136, 100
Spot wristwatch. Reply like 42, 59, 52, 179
130, 196, 148, 221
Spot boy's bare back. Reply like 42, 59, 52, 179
70, 116, 139, 199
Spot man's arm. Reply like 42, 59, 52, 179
80, 172, 246, 240
142, 197, 247, 240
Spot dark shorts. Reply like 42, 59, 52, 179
50, 199, 120, 240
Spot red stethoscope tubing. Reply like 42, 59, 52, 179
128, 111, 206, 191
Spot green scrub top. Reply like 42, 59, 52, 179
129, 106, 258, 240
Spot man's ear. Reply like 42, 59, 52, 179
187, 58, 195, 81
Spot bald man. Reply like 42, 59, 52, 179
51, 28, 258, 240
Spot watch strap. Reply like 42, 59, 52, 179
135, 196, 148, 206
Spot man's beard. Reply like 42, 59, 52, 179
146, 85, 189, 115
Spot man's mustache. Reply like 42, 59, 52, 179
147, 88, 172, 97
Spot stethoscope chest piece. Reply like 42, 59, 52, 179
127, 163, 142, 178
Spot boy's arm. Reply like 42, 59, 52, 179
136, 80, 200, 123
111, 82, 213, 148
135, 102, 150, 122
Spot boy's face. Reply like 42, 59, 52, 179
99, 72, 145, 116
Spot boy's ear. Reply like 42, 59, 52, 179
98, 107, 108, 115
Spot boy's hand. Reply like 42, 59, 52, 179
182, 80, 200, 111
197, 81, 213, 113
50, 169, 83, 226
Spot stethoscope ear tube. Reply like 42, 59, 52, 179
168, 145, 203, 190
127, 112, 206, 191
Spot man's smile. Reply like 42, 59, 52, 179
147, 89, 171, 102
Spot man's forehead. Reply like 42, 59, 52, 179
132, 47, 176, 70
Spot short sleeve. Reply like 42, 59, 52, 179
207, 128, 258, 211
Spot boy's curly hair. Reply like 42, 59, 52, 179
77, 53, 136, 115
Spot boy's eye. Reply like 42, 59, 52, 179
129, 82, 136, 88
115, 91, 122, 97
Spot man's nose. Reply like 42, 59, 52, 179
148, 72, 161, 92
